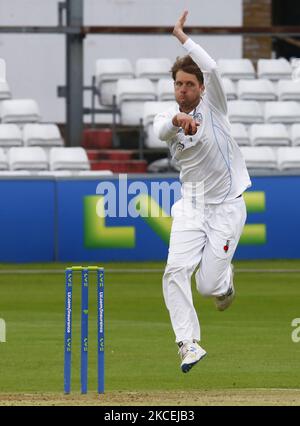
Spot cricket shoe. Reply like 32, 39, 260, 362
178, 341, 207, 373
215, 264, 235, 311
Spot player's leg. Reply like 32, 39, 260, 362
195, 196, 247, 309
163, 199, 207, 372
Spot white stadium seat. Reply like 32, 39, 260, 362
49, 147, 90, 171
277, 147, 300, 171
222, 78, 237, 101
227, 100, 264, 124
249, 124, 290, 146
143, 101, 175, 148
0, 99, 40, 123
277, 79, 300, 101
135, 58, 172, 81
231, 123, 250, 146
290, 124, 300, 146
0, 80, 12, 100
217, 59, 256, 81
116, 78, 156, 126
23, 123, 64, 147
0, 148, 8, 170
95, 58, 134, 106
264, 101, 300, 124
0, 124, 23, 147
237, 79, 277, 101
240, 146, 278, 171
0, 170, 31, 176
157, 79, 175, 101
257, 58, 292, 81
8, 147, 48, 171
77, 170, 114, 176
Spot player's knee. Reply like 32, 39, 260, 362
196, 272, 217, 297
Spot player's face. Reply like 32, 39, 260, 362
174, 70, 203, 112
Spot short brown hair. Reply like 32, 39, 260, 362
171, 55, 204, 85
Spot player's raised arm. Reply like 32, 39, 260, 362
173, 11, 228, 115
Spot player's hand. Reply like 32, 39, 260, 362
172, 113, 200, 135
173, 10, 188, 35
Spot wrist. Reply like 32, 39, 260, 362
172, 115, 179, 127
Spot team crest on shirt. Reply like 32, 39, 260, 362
193, 112, 203, 124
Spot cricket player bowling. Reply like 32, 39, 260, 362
153, 11, 251, 373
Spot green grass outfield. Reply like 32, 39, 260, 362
0, 260, 300, 404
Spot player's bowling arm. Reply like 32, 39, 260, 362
183, 38, 227, 115
153, 112, 179, 141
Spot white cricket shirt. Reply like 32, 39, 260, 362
153, 38, 251, 204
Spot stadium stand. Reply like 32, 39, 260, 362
0, 99, 40, 124
240, 146, 278, 172
157, 79, 175, 101
8, 147, 48, 171
222, 78, 238, 100
277, 79, 300, 101
290, 124, 300, 146
277, 147, 300, 171
0, 148, 9, 170
135, 58, 172, 82
49, 147, 90, 172
0, 124, 23, 148
237, 79, 277, 101
264, 101, 300, 124
217, 59, 256, 80
249, 123, 290, 146
227, 100, 264, 124
0, 81, 12, 100
116, 78, 156, 125
257, 58, 292, 80
231, 123, 251, 146
95, 58, 134, 106
22, 123, 64, 147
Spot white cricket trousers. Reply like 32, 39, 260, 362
163, 195, 247, 344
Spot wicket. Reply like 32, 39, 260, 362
64, 266, 104, 394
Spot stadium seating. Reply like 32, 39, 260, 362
49, 147, 90, 171
249, 124, 290, 146
135, 58, 172, 82
277, 147, 300, 171
237, 79, 277, 101
8, 147, 48, 171
95, 58, 134, 106
0, 99, 40, 123
290, 124, 300, 146
217, 59, 256, 80
277, 79, 300, 101
116, 78, 156, 125
0, 148, 8, 170
240, 146, 278, 171
257, 58, 292, 80
227, 100, 264, 124
22, 123, 64, 147
0, 80, 12, 100
264, 101, 300, 124
157, 79, 175, 101
222, 78, 238, 100
231, 123, 250, 146
0, 124, 23, 148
